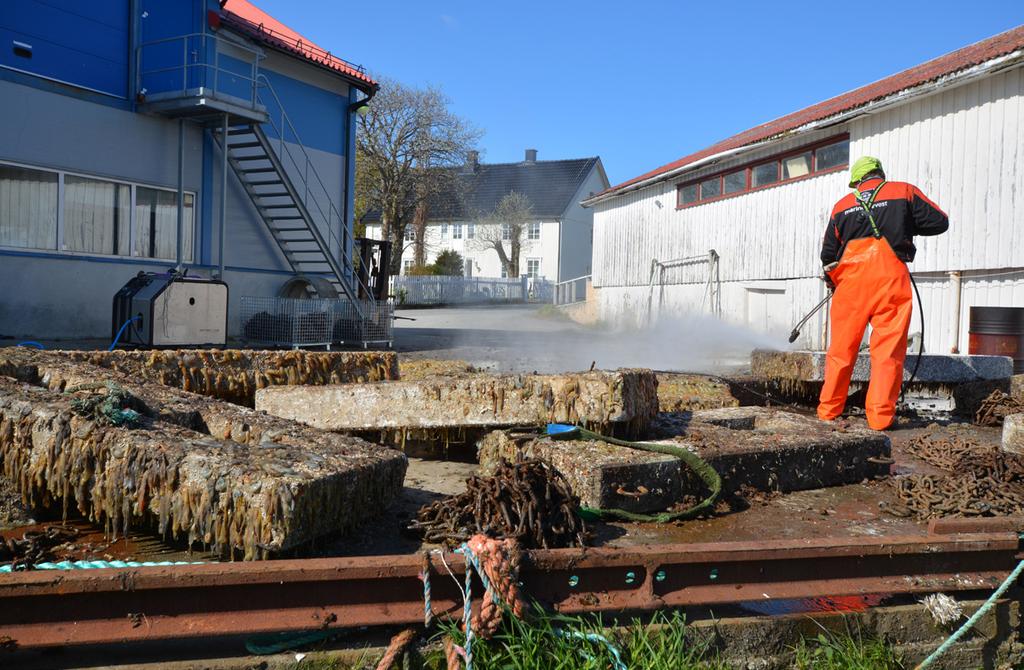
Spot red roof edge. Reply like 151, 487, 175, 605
217, 0, 377, 90
595, 24, 1024, 201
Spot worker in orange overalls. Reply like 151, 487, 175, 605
818, 157, 948, 430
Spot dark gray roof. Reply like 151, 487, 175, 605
363, 157, 603, 222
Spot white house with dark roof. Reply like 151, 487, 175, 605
365, 149, 608, 283
583, 25, 1024, 352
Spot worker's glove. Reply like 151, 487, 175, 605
822, 262, 839, 292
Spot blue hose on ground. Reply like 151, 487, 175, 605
109, 316, 140, 351
15, 341, 45, 349
914, 537, 1024, 669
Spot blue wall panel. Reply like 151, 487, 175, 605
0, 0, 130, 97
259, 68, 347, 157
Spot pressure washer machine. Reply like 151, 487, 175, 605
111, 271, 228, 348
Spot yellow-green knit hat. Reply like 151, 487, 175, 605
849, 156, 883, 187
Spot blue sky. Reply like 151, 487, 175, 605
252, 1, 1024, 185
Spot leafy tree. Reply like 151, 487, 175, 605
432, 249, 464, 276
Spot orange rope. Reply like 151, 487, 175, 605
374, 628, 417, 670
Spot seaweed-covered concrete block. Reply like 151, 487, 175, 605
752, 350, 1012, 384
480, 407, 890, 512
58, 349, 399, 406
478, 431, 683, 513
255, 369, 659, 439
0, 348, 407, 558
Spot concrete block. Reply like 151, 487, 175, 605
255, 369, 659, 440
58, 349, 399, 407
752, 349, 1013, 383
0, 348, 407, 558
478, 431, 684, 513
479, 407, 890, 512
1003, 413, 1024, 455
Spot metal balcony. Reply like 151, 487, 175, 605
135, 33, 268, 125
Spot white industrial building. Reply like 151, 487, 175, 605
583, 26, 1024, 354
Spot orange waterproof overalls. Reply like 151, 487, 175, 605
817, 183, 913, 431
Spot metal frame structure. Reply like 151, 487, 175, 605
0, 526, 1019, 650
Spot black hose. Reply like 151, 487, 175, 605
899, 272, 926, 406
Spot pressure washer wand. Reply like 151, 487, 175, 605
788, 293, 833, 344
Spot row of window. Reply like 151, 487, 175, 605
0, 162, 195, 261
416, 221, 542, 242
677, 137, 850, 208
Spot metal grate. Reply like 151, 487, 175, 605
240, 297, 393, 349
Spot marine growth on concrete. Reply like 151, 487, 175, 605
255, 369, 660, 440
0, 348, 407, 558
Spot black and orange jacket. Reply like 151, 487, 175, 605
820, 177, 949, 266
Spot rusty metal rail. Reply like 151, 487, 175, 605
0, 531, 1019, 649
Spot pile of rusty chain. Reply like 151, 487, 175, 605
0, 525, 80, 570
975, 390, 1024, 427
886, 434, 1024, 519
410, 459, 588, 549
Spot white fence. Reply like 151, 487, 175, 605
554, 275, 590, 306
393, 275, 555, 306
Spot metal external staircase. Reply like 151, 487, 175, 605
213, 122, 363, 311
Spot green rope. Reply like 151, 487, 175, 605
551, 426, 723, 523
914, 535, 1024, 669
66, 381, 142, 427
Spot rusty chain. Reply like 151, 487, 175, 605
410, 459, 588, 549
884, 433, 1024, 519
975, 390, 1024, 427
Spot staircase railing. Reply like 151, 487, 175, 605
136, 33, 263, 106
254, 73, 374, 306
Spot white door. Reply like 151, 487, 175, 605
745, 288, 788, 335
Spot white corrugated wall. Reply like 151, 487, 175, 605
591, 62, 1024, 353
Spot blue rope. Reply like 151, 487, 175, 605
914, 535, 1024, 669
555, 629, 628, 670
1, 559, 203, 572
15, 341, 45, 349
109, 316, 140, 351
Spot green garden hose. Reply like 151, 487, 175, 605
546, 425, 722, 523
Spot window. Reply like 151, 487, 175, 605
700, 177, 721, 199
0, 161, 194, 261
404, 227, 416, 241
452, 223, 462, 239
403, 259, 414, 274
526, 258, 540, 278
441, 223, 448, 238
815, 139, 850, 171
500, 265, 508, 278
528, 221, 540, 240
678, 183, 698, 206
64, 175, 130, 255
676, 136, 850, 208
782, 151, 812, 180
134, 186, 194, 260
467, 223, 475, 239
723, 170, 746, 194
501, 223, 511, 241
464, 258, 473, 277
0, 164, 58, 250
751, 162, 779, 187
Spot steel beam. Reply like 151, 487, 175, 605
0, 532, 1018, 649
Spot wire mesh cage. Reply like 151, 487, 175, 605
240, 296, 393, 349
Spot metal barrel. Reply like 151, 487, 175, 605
968, 306, 1024, 374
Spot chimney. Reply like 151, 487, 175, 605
463, 150, 479, 173
524, 148, 537, 163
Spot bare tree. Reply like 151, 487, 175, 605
356, 77, 481, 274
471, 192, 534, 278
